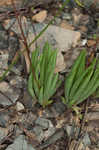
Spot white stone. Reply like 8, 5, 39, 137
16, 102, 24, 111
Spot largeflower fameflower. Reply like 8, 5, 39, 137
28, 42, 61, 108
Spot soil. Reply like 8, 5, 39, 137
0, 0, 99, 150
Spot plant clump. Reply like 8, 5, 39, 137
62, 49, 99, 108
28, 42, 61, 108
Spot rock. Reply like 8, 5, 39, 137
28, 23, 80, 72
35, 117, 50, 130
38, 129, 64, 149
64, 125, 74, 137
64, 125, 80, 137
16, 102, 24, 111
44, 126, 55, 140
81, 39, 87, 46
82, 133, 91, 146
18, 111, 37, 130
0, 127, 8, 142
4, 17, 28, 36
6, 135, 36, 150
0, 53, 8, 76
0, 25, 23, 76
9, 76, 26, 89
33, 118, 56, 142
85, 110, 99, 131
87, 120, 99, 131
35, 117, 55, 140
41, 109, 55, 118
29, 23, 81, 52
86, 112, 99, 121
8, 31, 20, 65
4, 18, 81, 73
0, 111, 10, 127
54, 17, 61, 25
4, 19, 81, 52
32, 10, 47, 23
0, 24, 8, 49
33, 126, 44, 142
10, 66, 23, 76
52, 101, 66, 116
41, 101, 66, 119
0, 81, 20, 106
22, 90, 34, 109
61, 12, 72, 20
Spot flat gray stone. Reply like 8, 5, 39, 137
64, 125, 80, 137
0, 54, 8, 76
33, 126, 44, 142
64, 125, 74, 137
6, 135, 36, 150
4, 19, 81, 72
0, 81, 20, 106
26, 23, 80, 72
9, 76, 26, 89
0, 112, 10, 127
0, 24, 8, 49
35, 117, 50, 129
34, 118, 56, 141
82, 133, 91, 146
38, 129, 64, 149
27, 23, 81, 53
0, 127, 8, 142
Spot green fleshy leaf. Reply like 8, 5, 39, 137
28, 73, 36, 99
47, 100, 53, 105
74, 49, 86, 80
28, 42, 60, 107
45, 74, 58, 100
70, 60, 94, 99
43, 72, 54, 100
76, 68, 99, 105
32, 75, 39, 98
69, 59, 96, 106
39, 86, 44, 106
49, 73, 59, 95
61, 96, 66, 104
39, 52, 46, 86
31, 48, 39, 71
65, 50, 86, 102
74, 58, 96, 97
44, 50, 57, 84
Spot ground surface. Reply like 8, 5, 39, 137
0, 0, 99, 150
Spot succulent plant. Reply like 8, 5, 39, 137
62, 49, 99, 108
28, 42, 61, 108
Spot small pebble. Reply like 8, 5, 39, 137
16, 102, 24, 111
